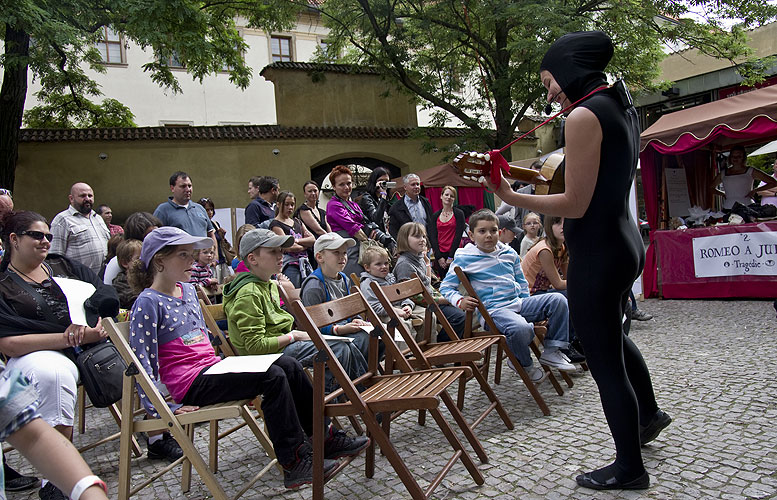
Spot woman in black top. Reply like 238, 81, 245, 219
270, 191, 315, 287
294, 181, 330, 238
487, 31, 669, 490
0, 211, 118, 499
357, 167, 390, 232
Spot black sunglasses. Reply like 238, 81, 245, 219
19, 230, 54, 242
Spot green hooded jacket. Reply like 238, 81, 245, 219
222, 272, 294, 356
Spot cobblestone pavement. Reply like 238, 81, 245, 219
6, 299, 777, 500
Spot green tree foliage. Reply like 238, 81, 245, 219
0, 0, 301, 188
315, 0, 777, 155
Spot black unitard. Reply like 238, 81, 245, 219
541, 31, 660, 479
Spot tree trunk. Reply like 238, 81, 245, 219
0, 24, 30, 190
491, 20, 513, 161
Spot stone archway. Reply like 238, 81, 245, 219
310, 157, 403, 192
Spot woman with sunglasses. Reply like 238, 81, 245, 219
0, 211, 119, 500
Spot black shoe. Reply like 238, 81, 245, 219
640, 409, 672, 446
38, 482, 68, 500
576, 470, 649, 490
283, 441, 338, 489
561, 345, 586, 364
632, 308, 653, 321
147, 432, 183, 461
6, 474, 39, 492
570, 338, 585, 356
324, 426, 370, 460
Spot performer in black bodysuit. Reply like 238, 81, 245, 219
487, 31, 671, 490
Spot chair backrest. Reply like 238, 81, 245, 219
199, 300, 236, 357
103, 318, 177, 424
197, 285, 212, 305
454, 267, 500, 335
349, 273, 361, 288
277, 284, 300, 305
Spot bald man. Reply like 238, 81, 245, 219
50, 182, 110, 275
0, 193, 13, 216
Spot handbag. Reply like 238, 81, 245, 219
74, 341, 127, 408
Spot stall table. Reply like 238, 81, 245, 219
654, 221, 777, 299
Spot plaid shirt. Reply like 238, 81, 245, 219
50, 206, 110, 275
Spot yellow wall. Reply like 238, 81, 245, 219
16, 137, 461, 222
263, 69, 418, 128
658, 22, 777, 83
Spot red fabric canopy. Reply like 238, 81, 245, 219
639, 84, 777, 298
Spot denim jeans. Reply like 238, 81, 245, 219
489, 292, 569, 367
283, 339, 367, 393
533, 288, 577, 342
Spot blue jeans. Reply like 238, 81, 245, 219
283, 339, 367, 393
533, 288, 577, 342
489, 292, 569, 367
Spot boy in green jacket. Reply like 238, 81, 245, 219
222, 228, 367, 393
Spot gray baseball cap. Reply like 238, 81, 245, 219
498, 215, 521, 235
313, 232, 356, 255
239, 228, 293, 260
140, 227, 213, 267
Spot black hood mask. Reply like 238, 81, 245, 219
540, 31, 614, 103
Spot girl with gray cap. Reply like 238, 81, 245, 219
127, 227, 368, 488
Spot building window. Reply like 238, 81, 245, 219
318, 38, 335, 61
271, 36, 293, 63
167, 51, 185, 69
95, 27, 125, 64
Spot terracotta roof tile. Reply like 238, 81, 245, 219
259, 62, 380, 77
19, 125, 484, 143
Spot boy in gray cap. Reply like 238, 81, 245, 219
222, 229, 369, 392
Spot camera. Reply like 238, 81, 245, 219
364, 222, 396, 251
379, 181, 397, 189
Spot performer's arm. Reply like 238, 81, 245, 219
487, 107, 601, 219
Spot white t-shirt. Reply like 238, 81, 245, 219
103, 256, 121, 285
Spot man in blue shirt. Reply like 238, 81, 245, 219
153, 171, 217, 247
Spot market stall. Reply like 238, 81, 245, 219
391, 162, 495, 213
639, 85, 777, 299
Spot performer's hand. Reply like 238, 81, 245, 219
482, 170, 510, 198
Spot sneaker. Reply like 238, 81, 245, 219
324, 426, 370, 460
640, 409, 672, 446
38, 482, 67, 500
4, 462, 38, 492
539, 349, 577, 372
284, 440, 338, 489
561, 345, 586, 364
147, 432, 183, 461
527, 365, 545, 383
631, 308, 653, 321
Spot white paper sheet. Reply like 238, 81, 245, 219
203, 353, 283, 375
320, 335, 354, 343
52, 277, 96, 326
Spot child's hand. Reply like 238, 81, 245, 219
458, 297, 479, 312
349, 318, 371, 328
394, 306, 411, 319
291, 330, 310, 342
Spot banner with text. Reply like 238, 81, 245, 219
692, 231, 777, 278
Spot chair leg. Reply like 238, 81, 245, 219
209, 419, 219, 473
456, 374, 467, 411
529, 339, 564, 396
108, 403, 143, 458
500, 339, 551, 416
428, 407, 485, 486
77, 386, 86, 434
117, 377, 134, 500
494, 343, 504, 385
467, 361, 514, 430
439, 391, 488, 463
181, 424, 194, 493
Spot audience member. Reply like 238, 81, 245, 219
388, 173, 433, 240
245, 176, 279, 228
325, 166, 373, 277
222, 229, 367, 393
358, 167, 391, 232
519, 212, 542, 259
428, 185, 465, 278
127, 227, 367, 489
0, 211, 119, 500
153, 172, 217, 247
520, 216, 567, 294
295, 181, 330, 238
269, 192, 315, 288
393, 222, 464, 342
0, 359, 108, 500
497, 215, 522, 254
440, 209, 575, 382
49, 183, 110, 276
102, 212, 161, 285
231, 224, 256, 273
198, 197, 236, 277
300, 233, 376, 365
95, 204, 123, 236
113, 239, 142, 309
189, 246, 218, 291
358, 245, 424, 341
0, 190, 12, 216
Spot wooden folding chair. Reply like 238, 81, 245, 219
197, 284, 212, 305
291, 292, 486, 500
366, 277, 514, 430
454, 267, 569, 415
103, 318, 278, 500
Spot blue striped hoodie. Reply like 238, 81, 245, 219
440, 241, 529, 313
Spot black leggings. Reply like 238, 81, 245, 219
567, 270, 659, 477
181, 355, 312, 465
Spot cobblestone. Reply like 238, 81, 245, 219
5, 298, 777, 499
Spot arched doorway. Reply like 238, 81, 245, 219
310, 157, 403, 194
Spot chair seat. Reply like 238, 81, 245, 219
324, 368, 469, 416
420, 337, 501, 365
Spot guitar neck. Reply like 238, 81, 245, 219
504, 165, 548, 185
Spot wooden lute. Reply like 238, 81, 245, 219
453, 151, 565, 195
